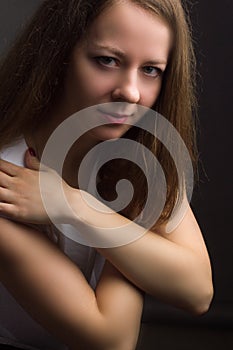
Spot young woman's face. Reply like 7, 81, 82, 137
59, 1, 172, 141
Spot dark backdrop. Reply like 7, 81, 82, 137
190, 0, 233, 305
0, 0, 232, 335
142, 0, 233, 333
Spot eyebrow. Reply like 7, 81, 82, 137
90, 43, 167, 66
91, 43, 126, 59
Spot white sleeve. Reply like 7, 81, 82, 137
0, 138, 27, 166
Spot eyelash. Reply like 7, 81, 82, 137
142, 66, 162, 78
95, 56, 117, 67
94, 56, 163, 78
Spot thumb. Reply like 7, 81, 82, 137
24, 148, 41, 171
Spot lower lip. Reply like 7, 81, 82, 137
101, 114, 128, 124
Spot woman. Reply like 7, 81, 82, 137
0, 0, 213, 349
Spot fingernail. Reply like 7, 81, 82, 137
28, 148, 36, 157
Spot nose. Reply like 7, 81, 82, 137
111, 71, 140, 103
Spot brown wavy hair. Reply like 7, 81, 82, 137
0, 0, 198, 230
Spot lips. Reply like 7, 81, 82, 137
97, 108, 132, 124
102, 114, 128, 124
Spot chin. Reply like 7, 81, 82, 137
90, 124, 131, 141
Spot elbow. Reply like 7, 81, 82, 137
196, 290, 214, 316
191, 284, 214, 316
68, 324, 139, 350
70, 337, 138, 350
103, 327, 140, 350
187, 254, 214, 316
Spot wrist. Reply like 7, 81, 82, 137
66, 189, 105, 226
67, 189, 131, 228
61, 187, 83, 224
62, 189, 146, 248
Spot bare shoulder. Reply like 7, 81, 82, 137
154, 206, 210, 261
0, 216, 27, 233
0, 217, 50, 258
0, 216, 40, 235
0, 217, 34, 270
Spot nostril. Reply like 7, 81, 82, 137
112, 86, 140, 104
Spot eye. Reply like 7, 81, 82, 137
142, 66, 162, 78
95, 56, 118, 67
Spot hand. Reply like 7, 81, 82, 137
0, 150, 75, 224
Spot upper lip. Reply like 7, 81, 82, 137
97, 108, 134, 119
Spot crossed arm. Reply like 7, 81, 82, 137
0, 156, 214, 348
0, 218, 143, 350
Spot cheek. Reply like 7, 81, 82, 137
141, 81, 162, 108
70, 58, 114, 99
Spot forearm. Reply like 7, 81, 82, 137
69, 190, 213, 315
0, 218, 143, 349
98, 232, 212, 314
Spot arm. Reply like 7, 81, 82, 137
99, 206, 214, 315
0, 155, 214, 315
70, 190, 214, 315
0, 218, 143, 350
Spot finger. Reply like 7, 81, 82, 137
0, 171, 11, 188
0, 202, 18, 220
0, 187, 15, 203
24, 149, 48, 172
0, 158, 23, 176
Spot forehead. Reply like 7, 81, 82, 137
84, 1, 172, 62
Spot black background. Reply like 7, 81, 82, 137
189, 0, 233, 304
